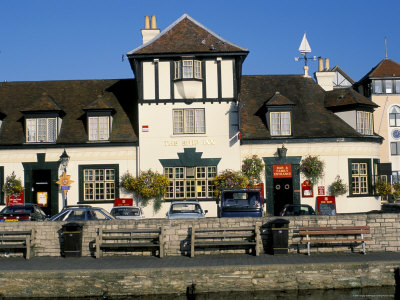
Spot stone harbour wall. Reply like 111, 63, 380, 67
0, 212, 399, 257
0, 262, 398, 297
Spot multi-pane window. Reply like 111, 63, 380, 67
89, 116, 110, 141
270, 112, 291, 136
164, 166, 216, 199
351, 162, 368, 195
356, 111, 373, 135
393, 171, 400, 183
174, 60, 202, 79
373, 80, 400, 94
173, 109, 205, 134
391, 142, 400, 155
83, 168, 115, 201
389, 106, 400, 127
26, 118, 57, 143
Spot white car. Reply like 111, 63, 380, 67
166, 201, 207, 219
110, 206, 144, 220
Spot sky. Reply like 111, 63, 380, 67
0, 0, 399, 83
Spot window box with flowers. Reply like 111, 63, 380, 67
299, 155, 325, 186
120, 170, 169, 212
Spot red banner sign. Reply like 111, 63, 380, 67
114, 198, 134, 207
273, 164, 292, 178
6, 191, 25, 206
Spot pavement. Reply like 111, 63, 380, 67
1, 251, 400, 272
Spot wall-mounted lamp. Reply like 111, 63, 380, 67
278, 144, 287, 158
59, 149, 70, 173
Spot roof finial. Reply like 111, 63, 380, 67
385, 37, 388, 59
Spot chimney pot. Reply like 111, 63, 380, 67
325, 58, 330, 71
151, 15, 157, 29
318, 57, 323, 72
144, 16, 150, 29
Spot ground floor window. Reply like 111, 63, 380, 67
393, 171, 400, 183
79, 165, 119, 202
348, 159, 372, 196
164, 166, 216, 200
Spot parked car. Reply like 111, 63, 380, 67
49, 205, 115, 221
0, 204, 48, 221
280, 204, 316, 216
166, 201, 207, 219
110, 206, 144, 220
217, 190, 263, 217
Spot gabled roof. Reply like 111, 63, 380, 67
22, 92, 62, 112
330, 65, 355, 85
128, 14, 248, 56
0, 79, 137, 146
240, 75, 379, 140
265, 92, 295, 106
358, 59, 400, 83
84, 95, 114, 111
324, 88, 378, 109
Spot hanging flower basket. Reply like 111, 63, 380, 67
120, 170, 169, 212
241, 155, 265, 186
3, 172, 24, 197
329, 175, 348, 197
299, 155, 325, 186
213, 169, 249, 197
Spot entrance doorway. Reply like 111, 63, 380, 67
273, 178, 293, 216
32, 170, 52, 216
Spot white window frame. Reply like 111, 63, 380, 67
270, 112, 291, 136
351, 162, 369, 195
83, 168, 115, 201
88, 116, 110, 141
174, 60, 202, 79
173, 109, 205, 134
356, 111, 373, 135
26, 117, 57, 143
164, 166, 216, 200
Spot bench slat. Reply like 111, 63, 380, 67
195, 227, 255, 233
102, 235, 159, 240
300, 239, 371, 243
299, 230, 370, 235
195, 241, 256, 247
194, 234, 254, 239
100, 242, 159, 249
102, 229, 161, 234
0, 244, 27, 249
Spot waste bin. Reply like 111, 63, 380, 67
61, 223, 83, 257
270, 218, 290, 255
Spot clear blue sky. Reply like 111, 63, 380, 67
0, 0, 399, 83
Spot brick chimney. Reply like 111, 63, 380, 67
141, 15, 160, 44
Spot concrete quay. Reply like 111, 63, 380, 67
0, 252, 400, 298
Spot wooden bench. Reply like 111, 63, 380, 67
298, 226, 371, 255
95, 227, 164, 258
190, 225, 261, 257
0, 230, 35, 259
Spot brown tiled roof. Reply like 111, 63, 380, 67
240, 75, 376, 140
22, 92, 62, 112
324, 88, 378, 109
84, 95, 114, 110
128, 14, 248, 55
0, 79, 137, 146
358, 59, 400, 83
265, 92, 295, 106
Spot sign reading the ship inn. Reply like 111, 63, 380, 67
273, 164, 292, 178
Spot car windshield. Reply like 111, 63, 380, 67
170, 203, 202, 214
222, 191, 261, 208
112, 207, 141, 217
1, 206, 34, 214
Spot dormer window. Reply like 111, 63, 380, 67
356, 111, 373, 135
26, 117, 58, 143
270, 112, 291, 136
174, 60, 202, 79
88, 116, 110, 141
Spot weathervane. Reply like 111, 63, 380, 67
295, 33, 317, 76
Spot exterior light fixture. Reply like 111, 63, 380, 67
278, 144, 287, 158
59, 149, 70, 172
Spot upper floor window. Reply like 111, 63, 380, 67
88, 116, 110, 141
26, 118, 57, 143
373, 79, 400, 94
270, 112, 291, 136
356, 111, 373, 135
389, 106, 400, 127
173, 109, 205, 134
174, 60, 202, 80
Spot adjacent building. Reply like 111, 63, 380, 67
0, 14, 385, 217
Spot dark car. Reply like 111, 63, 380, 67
49, 205, 115, 221
280, 204, 316, 216
0, 204, 48, 221
218, 190, 263, 218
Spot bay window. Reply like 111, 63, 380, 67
174, 60, 202, 79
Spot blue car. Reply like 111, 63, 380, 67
218, 190, 263, 217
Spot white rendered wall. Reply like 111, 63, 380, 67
206, 60, 218, 98
143, 61, 155, 100
221, 59, 234, 98
158, 61, 170, 100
